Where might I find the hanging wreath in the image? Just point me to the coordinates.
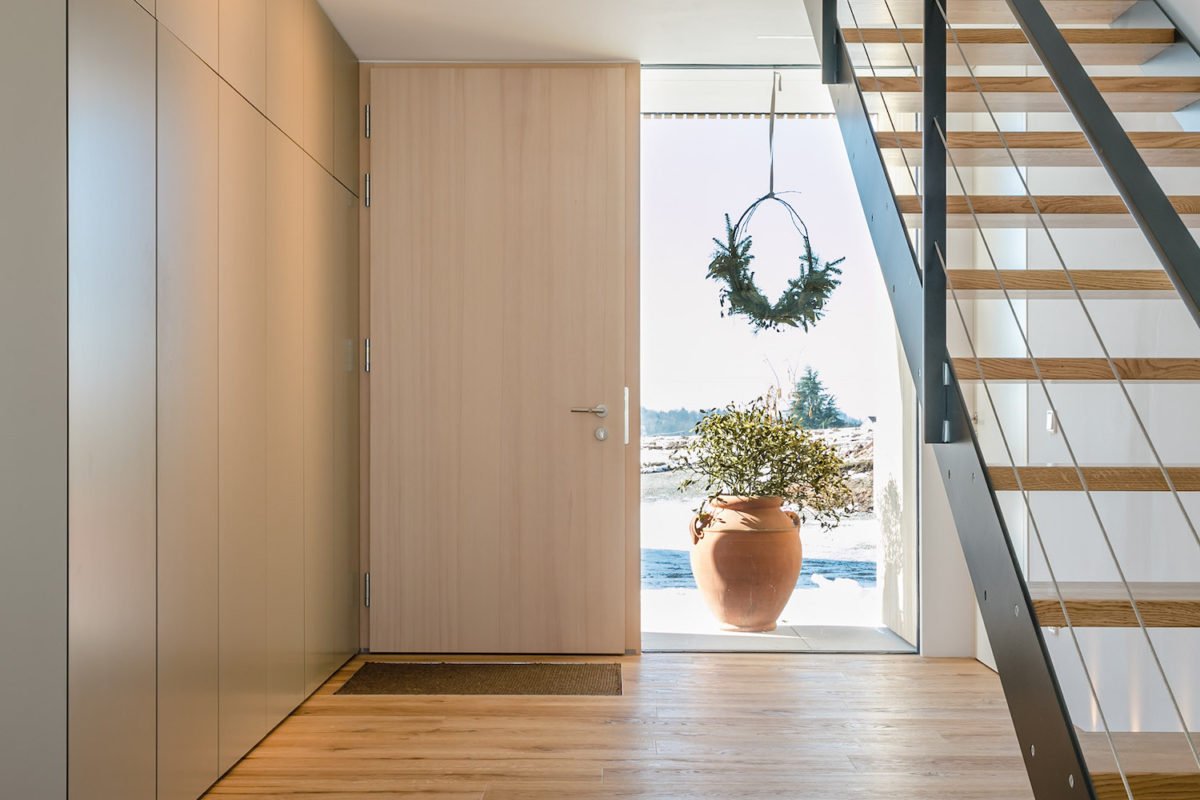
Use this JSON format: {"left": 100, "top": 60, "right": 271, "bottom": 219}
{"left": 704, "top": 72, "right": 845, "bottom": 333}
{"left": 707, "top": 199, "right": 845, "bottom": 333}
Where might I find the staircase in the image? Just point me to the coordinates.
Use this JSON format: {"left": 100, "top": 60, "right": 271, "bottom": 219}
{"left": 803, "top": 0, "right": 1200, "bottom": 798}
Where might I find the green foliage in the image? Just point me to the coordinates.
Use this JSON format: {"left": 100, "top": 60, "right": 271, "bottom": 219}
{"left": 674, "top": 392, "right": 853, "bottom": 529}
{"left": 706, "top": 213, "right": 844, "bottom": 333}
{"left": 789, "top": 367, "right": 859, "bottom": 429}
{"left": 642, "top": 407, "right": 706, "bottom": 436}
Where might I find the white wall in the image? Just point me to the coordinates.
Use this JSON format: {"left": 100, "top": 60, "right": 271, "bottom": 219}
{"left": 1150, "top": 1, "right": 1200, "bottom": 55}
{"left": 0, "top": 1, "right": 67, "bottom": 796}
{"left": 919, "top": 444, "right": 980, "bottom": 656}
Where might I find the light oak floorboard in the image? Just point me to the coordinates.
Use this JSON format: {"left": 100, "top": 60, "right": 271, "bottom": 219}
{"left": 205, "top": 654, "right": 1035, "bottom": 798}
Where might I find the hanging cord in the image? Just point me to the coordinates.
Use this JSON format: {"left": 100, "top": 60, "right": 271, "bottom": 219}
{"left": 732, "top": 71, "right": 808, "bottom": 240}
{"left": 768, "top": 71, "right": 781, "bottom": 197}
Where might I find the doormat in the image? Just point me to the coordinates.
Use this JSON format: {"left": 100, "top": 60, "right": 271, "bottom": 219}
{"left": 335, "top": 661, "right": 622, "bottom": 696}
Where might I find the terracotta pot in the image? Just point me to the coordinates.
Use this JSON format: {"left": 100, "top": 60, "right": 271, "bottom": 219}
{"left": 689, "top": 496, "right": 802, "bottom": 632}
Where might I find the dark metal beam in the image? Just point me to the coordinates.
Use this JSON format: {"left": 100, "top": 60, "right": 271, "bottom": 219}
{"left": 820, "top": 0, "right": 841, "bottom": 84}
{"left": 923, "top": 0, "right": 948, "bottom": 444}
{"left": 1005, "top": 0, "right": 1200, "bottom": 327}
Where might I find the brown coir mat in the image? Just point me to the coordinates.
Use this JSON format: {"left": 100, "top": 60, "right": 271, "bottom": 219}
{"left": 335, "top": 661, "right": 622, "bottom": 696}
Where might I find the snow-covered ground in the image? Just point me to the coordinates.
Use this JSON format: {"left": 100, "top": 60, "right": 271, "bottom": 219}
{"left": 643, "top": 581, "right": 882, "bottom": 632}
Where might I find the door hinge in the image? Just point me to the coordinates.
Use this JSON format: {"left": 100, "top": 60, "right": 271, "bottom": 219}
{"left": 364, "top": 103, "right": 371, "bottom": 139}
{"left": 364, "top": 173, "right": 371, "bottom": 208}
{"left": 364, "top": 572, "right": 371, "bottom": 608}
{"left": 363, "top": 337, "right": 371, "bottom": 373}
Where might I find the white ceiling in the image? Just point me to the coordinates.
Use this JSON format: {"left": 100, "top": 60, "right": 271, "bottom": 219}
{"left": 318, "top": 0, "right": 818, "bottom": 64}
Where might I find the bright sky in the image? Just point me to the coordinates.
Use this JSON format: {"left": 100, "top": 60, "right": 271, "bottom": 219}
{"left": 641, "top": 116, "right": 891, "bottom": 422}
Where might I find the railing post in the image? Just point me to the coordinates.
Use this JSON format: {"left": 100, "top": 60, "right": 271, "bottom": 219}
{"left": 820, "top": 0, "right": 841, "bottom": 85}
{"left": 922, "top": 0, "right": 948, "bottom": 443}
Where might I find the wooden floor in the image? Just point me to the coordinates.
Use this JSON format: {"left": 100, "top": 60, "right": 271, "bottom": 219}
{"left": 205, "top": 653, "right": 1034, "bottom": 799}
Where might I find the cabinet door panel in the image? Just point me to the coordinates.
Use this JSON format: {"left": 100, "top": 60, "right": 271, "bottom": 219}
{"left": 67, "top": 0, "right": 157, "bottom": 795}
{"left": 218, "top": 83, "right": 269, "bottom": 773}
{"left": 157, "top": 25, "right": 220, "bottom": 800}
{"left": 266, "top": 126, "right": 307, "bottom": 722}
{"left": 332, "top": 33, "right": 359, "bottom": 192}
{"left": 266, "top": 0, "right": 304, "bottom": 140}
{"left": 157, "top": 0, "right": 217, "bottom": 69}
{"left": 301, "top": 0, "right": 334, "bottom": 170}
{"left": 333, "top": 179, "right": 361, "bottom": 661}
{"left": 220, "top": 0, "right": 267, "bottom": 112}
{"left": 305, "top": 160, "right": 358, "bottom": 690}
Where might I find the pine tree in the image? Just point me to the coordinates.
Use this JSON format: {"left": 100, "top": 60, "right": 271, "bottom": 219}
{"left": 788, "top": 367, "right": 856, "bottom": 429}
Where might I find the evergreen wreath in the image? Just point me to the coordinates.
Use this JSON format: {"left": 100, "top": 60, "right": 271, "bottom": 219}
{"left": 704, "top": 72, "right": 845, "bottom": 333}
{"left": 706, "top": 195, "right": 845, "bottom": 333}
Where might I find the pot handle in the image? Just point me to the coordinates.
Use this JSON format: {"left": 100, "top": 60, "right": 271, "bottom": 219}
{"left": 785, "top": 510, "right": 802, "bottom": 527}
{"left": 690, "top": 515, "right": 706, "bottom": 545}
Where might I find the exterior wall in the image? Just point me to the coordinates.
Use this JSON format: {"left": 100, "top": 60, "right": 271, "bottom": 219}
{"left": 0, "top": 1, "right": 68, "bottom": 797}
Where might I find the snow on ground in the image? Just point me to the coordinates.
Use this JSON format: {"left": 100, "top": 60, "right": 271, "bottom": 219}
{"left": 643, "top": 580, "right": 882, "bottom": 633}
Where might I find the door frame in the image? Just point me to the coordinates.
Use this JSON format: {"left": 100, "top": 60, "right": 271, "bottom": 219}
{"left": 356, "top": 62, "right": 642, "bottom": 654}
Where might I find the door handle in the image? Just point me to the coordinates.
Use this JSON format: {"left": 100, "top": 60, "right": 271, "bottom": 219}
{"left": 570, "top": 403, "right": 608, "bottom": 418}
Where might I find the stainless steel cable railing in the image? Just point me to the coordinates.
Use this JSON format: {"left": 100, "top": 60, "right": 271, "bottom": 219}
{"left": 843, "top": 2, "right": 922, "bottom": 196}
{"left": 929, "top": 0, "right": 1200, "bottom": 778}
{"left": 942, "top": 241, "right": 1134, "bottom": 797}
{"left": 815, "top": 0, "right": 1200, "bottom": 796}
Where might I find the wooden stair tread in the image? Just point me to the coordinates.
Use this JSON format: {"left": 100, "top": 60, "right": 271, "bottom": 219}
{"left": 989, "top": 466, "right": 1200, "bottom": 492}
{"left": 1027, "top": 582, "right": 1200, "bottom": 627}
{"left": 860, "top": 76, "right": 1200, "bottom": 113}
{"left": 844, "top": 0, "right": 1137, "bottom": 26}
{"left": 945, "top": 269, "right": 1176, "bottom": 296}
{"left": 844, "top": 27, "right": 1174, "bottom": 66}
{"left": 1080, "top": 732, "right": 1200, "bottom": 800}
{"left": 953, "top": 358, "right": 1200, "bottom": 382}
{"left": 878, "top": 132, "right": 1200, "bottom": 167}
{"left": 898, "top": 194, "right": 1200, "bottom": 228}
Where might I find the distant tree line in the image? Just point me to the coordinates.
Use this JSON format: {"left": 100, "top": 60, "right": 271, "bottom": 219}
{"left": 642, "top": 368, "right": 859, "bottom": 436}
{"left": 641, "top": 407, "right": 706, "bottom": 436}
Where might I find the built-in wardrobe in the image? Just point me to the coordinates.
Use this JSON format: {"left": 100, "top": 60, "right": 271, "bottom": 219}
{"left": 66, "top": 0, "right": 361, "bottom": 797}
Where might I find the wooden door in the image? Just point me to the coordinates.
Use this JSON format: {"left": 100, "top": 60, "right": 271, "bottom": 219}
{"left": 369, "top": 65, "right": 637, "bottom": 654}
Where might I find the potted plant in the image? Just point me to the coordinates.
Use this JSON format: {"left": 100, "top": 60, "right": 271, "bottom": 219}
{"left": 675, "top": 392, "right": 852, "bottom": 632}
